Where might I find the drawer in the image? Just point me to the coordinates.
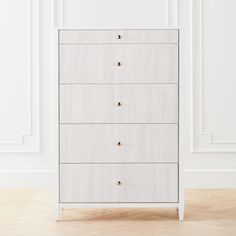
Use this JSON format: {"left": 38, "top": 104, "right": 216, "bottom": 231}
{"left": 59, "top": 29, "right": 178, "bottom": 44}
{"left": 60, "top": 84, "right": 178, "bottom": 123}
{"left": 60, "top": 44, "right": 178, "bottom": 84}
{"left": 60, "top": 124, "right": 178, "bottom": 163}
{"left": 60, "top": 164, "right": 178, "bottom": 203}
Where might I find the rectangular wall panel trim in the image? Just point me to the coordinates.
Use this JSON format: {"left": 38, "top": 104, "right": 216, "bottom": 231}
{"left": 0, "top": 0, "right": 40, "bottom": 153}
{"left": 192, "top": 0, "right": 236, "bottom": 152}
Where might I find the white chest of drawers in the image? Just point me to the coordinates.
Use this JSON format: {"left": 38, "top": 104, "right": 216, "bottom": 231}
{"left": 54, "top": 29, "right": 184, "bottom": 221}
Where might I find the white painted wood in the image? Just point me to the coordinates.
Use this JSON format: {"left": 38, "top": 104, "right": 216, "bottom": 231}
{"left": 168, "top": 0, "right": 178, "bottom": 27}
{"left": 56, "top": 28, "right": 182, "bottom": 220}
{"left": 60, "top": 84, "right": 178, "bottom": 123}
{"left": 53, "top": 0, "right": 64, "bottom": 27}
{"left": 53, "top": 28, "right": 60, "bottom": 221}
{"left": 58, "top": 202, "right": 179, "bottom": 208}
{"left": 60, "top": 124, "right": 178, "bottom": 163}
{"left": 178, "top": 206, "right": 184, "bottom": 221}
{"left": 60, "top": 44, "right": 178, "bottom": 84}
{"left": 59, "top": 29, "right": 178, "bottom": 44}
{"left": 178, "top": 14, "right": 185, "bottom": 219}
{"left": 60, "top": 164, "right": 178, "bottom": 203}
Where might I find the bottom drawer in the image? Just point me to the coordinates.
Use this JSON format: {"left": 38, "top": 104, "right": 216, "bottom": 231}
{"left": 60, "top": 164, "right": 178, "bottom": 203}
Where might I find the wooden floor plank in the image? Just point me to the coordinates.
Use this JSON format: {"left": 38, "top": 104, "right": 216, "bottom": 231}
{"left": 1, "top": 189, "right": 236, "bottom": 236}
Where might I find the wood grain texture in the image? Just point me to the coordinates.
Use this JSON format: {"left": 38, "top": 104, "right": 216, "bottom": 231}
{"left": 60, "top": 84, "right": 178, "bottom": 123}
{"left": 57, "top": 29, "right": 181, "bottom": 219}
{"left": 60, "top": 44, "right": 178, "bottom": 84}
{"left": 59, "top": 29, "right": 178, "bottom": 44}
{"left": 60, "top": 164, "right": 178, "bottom": 203}
{"left": 60, "top": 124, "right": 178, "bottom": 163}
{"left": 1, "top": 189, "right": 236, "bottom": 236}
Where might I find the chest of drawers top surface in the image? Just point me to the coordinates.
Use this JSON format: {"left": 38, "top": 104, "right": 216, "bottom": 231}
{"left": 59, "top": 29, "right": 178, "bottom": 44}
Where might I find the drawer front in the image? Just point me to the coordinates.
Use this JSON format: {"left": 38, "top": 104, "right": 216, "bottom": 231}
{"left": 60, "top": 164, "right": 178, "bottom": 203}
{"left": 60, "top": 124, "right": 178, "bottom": 163}
{"left": 60, "top": 84, "right": 178, "bottom": 123}
{"left": 59, "top": 29, "right": 178, "bottom": 44}
{"left": 60, "top": 44, "right": 178, "bottom": 84}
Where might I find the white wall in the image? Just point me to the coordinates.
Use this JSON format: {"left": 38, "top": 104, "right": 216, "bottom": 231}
{"left": 1, "top": 0, "right": 236, "bottom": 188}
{"left": 180, "top": 0, "right": 236, "bottom": 188}
{"left": 0, "top": 0, "right": 54, "bottom": 188}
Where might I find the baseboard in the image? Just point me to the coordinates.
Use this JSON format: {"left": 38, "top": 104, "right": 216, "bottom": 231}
{"left": 185, "top": 169, "right": 236, "bottom": 188}
{"left": 1, "top": 168, "right": 236, "bottom": 189}
{"left": 0, "top": 169, "right": 54, "bottom": 189}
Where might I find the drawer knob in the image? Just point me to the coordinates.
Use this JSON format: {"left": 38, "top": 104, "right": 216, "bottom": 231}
{"left": 117, "top": 181, "right": 122, "bottom": 185}
{"left": 117, "top": 34, "right": 121, "bottom": 39}
{"left": 117, "top": 141, "right": 122, "bottom": 146}
{"left": 116, "top": 62, "right": 121, "bottom": 66}
{"left": 117, "top": 101, "right": 122, "bottom": 106}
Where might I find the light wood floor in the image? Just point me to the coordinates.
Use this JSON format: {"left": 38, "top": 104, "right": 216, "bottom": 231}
{"left": 1, "top": 189, "right": 236, "bottom": 236}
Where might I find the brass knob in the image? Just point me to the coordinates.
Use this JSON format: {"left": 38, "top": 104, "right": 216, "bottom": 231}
{"left": 117, "top": 102, "right": 122, "bottom": 106}
{"left": 117, "top": 34, "right": 121, "bottom": 39}
{"left": 117, "top": 62, "right": 121, "bottom": 66}
{"left": 117, "top": 141, "right": 122, "bottom": 146}
{"left": 117, "top": 181, "right": 122, "bottom": 185}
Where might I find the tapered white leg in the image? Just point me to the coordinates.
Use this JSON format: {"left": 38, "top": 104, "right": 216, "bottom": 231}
{"left": 54, "top": 204, "right": 61, "bottom": 221}
{"left": 178, "top": 206, "right": 184, "bottom": 221}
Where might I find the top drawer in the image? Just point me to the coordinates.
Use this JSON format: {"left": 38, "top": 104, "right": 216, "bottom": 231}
{"left": 59, "top": 29, "right": 178, "bottom": 44}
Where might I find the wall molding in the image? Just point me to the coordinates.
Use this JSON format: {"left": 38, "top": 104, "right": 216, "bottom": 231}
{"left": 192, "top": 0, "right": 236, "bottom": 152}
{"left": 167, "top": 0, "right": 178, "bottom": 27}
{"left": 0, "top": 169, "right": 53, "bottom": 173}
{"left": 0, "top": 1, "right": 32, "bottom": 145}
{"left": 0, "top": 0, "right": 40, "bottom": 153}
{"left": 53, "top": 0, "right": 64, "bottom": 27}
{"left": 0, "top": 168, "right": 53, "bottom": 189}
{"left": 185, "top": 168, "right": 236, "bottom": 188}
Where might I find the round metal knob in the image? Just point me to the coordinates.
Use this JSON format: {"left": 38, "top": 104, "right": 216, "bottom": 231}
{"left": 117, "top": 62, "right": 121, "bottom": 66}
{"left": 117, "top": 102, "right": 122, "bottom": 106}
{"left": 117, "top": 141, "right": 122, "bottom": 146}
{"left": 117, "top": 181, "right": 122, "bottom": 185}
{"left": 117, "top": 34, "right": 121, "bottom": 39}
